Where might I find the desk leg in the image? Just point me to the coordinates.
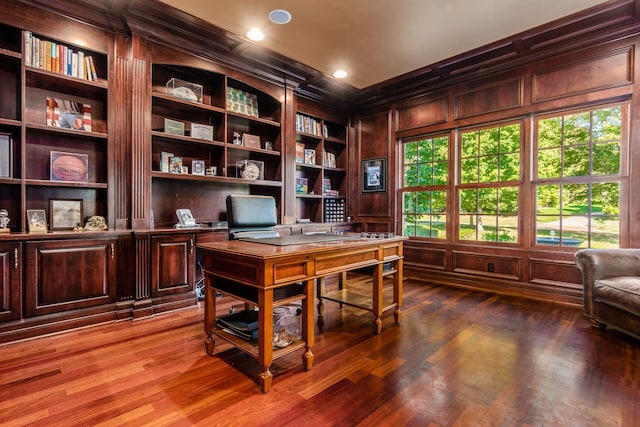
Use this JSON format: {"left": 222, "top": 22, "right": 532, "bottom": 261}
{"left": 394, "top": 259, "right": 403, "bottom": 324}
{"left": 258, "top": 288, "right": 274, "bottom": 394}
{"left": 204, "top": 273, "right": 217, "bottom": 356}
{"left": 302, "top": 278, "right": 315, "bottom": 371}
{"left": 316, "top": 277, "right": 325, "bottom": 316}
{"left": 372, "top": 263, "right": 383, "bottom": 335}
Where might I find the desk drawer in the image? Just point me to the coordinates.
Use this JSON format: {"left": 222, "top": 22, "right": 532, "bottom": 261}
{"left": 314, "top": 247, "right": 379, "bottom": 275}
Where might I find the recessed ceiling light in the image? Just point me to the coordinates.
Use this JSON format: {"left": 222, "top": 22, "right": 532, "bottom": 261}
{"left": 333, "top": 70, "right": 348, "bottom": 79}
{"left": 246, "top": 27, "right": 265, "bottom": 41}
{"left": 269, "top": 9, "right": 292, "bottom": 24}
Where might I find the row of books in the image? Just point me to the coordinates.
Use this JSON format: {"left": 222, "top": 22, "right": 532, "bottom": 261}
{"left": 296, "top": 177, "right": 340, "bottom": 196}
{"left": 295, "top": 144, "right": 338, "bottom": 168}
{"left": 295, "top": 113, "right": 328, "bottom": 138}
{"left": 24, "top": 31, "right": 98, "bottom": 81}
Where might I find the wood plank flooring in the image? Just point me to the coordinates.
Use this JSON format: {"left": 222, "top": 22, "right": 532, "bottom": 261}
{"left": 0, "top": 277, "right": 639, "bottom": 426}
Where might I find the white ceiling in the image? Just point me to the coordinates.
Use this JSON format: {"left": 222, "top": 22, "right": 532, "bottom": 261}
{"left": 158, "top": 0, "right": 610, "bottom": 89}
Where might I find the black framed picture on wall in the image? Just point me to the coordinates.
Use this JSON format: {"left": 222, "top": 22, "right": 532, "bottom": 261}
{"left": 362, "top": 157, "right": 386, "bottom": 193}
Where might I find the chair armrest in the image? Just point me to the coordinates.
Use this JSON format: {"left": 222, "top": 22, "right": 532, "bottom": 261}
{"left": 575, "top": 249, "right": 640, "bottom": 315}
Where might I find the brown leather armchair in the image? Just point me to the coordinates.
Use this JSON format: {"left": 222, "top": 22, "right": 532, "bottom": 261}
{"left": 574, "top": 249, "right": 640, "bottom": 340}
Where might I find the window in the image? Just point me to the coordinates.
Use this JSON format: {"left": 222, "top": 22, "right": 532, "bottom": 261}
{"left": 458, "top": 122, "right": 521, "bottom": 243}
{"left": 534, "top": 105, "right": 623, "bottom": 248}
{"left": 401, "top": 135, "right": 448, "bottom": 238}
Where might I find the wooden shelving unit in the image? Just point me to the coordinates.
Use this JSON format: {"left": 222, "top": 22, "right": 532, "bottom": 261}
{"left": 149, "top": 64, "right": 283, "bottom": 228}
{"left": 294, "top": 111, "right": 348, "bottom": 223}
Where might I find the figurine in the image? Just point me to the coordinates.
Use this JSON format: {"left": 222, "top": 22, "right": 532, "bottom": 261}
{"left": 84, "top": 215, "right": 108, "bottom": 231}
{"left": 0, "top": 209, "right": 9, "bottom": 233}
{"left": 264, "top": 141, "right": 273, "bottom": 151}
{"left": 232, "top": 131, "right": 242, "bottom": 145}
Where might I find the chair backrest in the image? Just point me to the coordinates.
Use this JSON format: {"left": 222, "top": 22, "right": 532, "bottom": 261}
{"left": 226, "top": 194, "right": 279, "bottom": 240}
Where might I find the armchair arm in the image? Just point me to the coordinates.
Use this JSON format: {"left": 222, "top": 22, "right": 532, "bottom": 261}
{"left": 575, "top": 249, "right": 640, "bottom": 315}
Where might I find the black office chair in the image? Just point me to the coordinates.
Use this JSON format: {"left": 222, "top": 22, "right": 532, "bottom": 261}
{"left": 226, "top": 194, "right": 280, "bottom": 240}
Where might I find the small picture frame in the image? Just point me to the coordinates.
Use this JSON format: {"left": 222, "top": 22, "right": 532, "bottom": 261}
{"left": 192, "top": 160, "right": 205, "bottom": 175}
{"left": 362, "top": 157, "right": 387, "bottom": 193}
{"left": 164, "top": 118, "right": 185, "bottom": 136}
{"left": 27, "top": 209, "right": 47, "bottom": 234}
{"left": 50, "top": 199, "right": 83, "bottom": 231}
{"left": 191, "top": 123, "right": 213, "bottom": 141}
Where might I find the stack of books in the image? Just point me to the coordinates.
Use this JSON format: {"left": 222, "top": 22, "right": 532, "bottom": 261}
{"left": 216, "top": 310, "right": 259, "bottom": 341}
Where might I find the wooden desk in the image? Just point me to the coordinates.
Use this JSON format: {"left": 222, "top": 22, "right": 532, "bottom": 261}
{"left": 198, "top": 234, "right": 406, "bottom": 393}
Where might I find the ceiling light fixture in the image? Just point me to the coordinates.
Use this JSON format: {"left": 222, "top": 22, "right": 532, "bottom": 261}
{"left": 333, "top": 70, "right": 348, "bottom": 79}
{"left": 246, "top": 27, "right": 265, "bottom": 41}
{"left": 269, "top": 9, "right": 292, "bottom": 25}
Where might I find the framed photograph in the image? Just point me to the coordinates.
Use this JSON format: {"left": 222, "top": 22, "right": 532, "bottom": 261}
{"left": 50, "top": 199, "right": 83, "bottom": 231}
{"left": 46, "top": 97, "right": 92, "bottom": 132}
{"left": 26, "top": 209, "right": 47, "bottom": 234}
{"left": 192, "top": 160, "right": 205, "bottom": 175}
{"left": 191, "top": 123, "right": 213, "bottom": 141}
{"left": 362, "top": 157, "right": 386, "bottom": 193}
{"left": 164, "top": 118, "right": 185, "bottom": 136}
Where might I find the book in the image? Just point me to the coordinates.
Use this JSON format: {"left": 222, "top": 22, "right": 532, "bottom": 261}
{"left": 322, "top": 178, "right": 331, "bottom": 194}
{"left": 304, "top": 149, "right": 316, "bottom": 165}
{"left": 0, "top": 133, "right": 12, "bottom": 178}
{"left": 296, "top": 177, "right": 308, "bottom": 194}
{"left": 216, "top": 310, "right": 259, "bottom": 332}
{"left": 160, "top": 152, "right": 173, "bottom": 172}
{"left": 24, "top": 31, "right": 32, "bottom": 67}
{"left": 295, "top": 142, "right": 305, "bottom": 163}
{"left": 87, "top": 55, "right": 98, "bottom": 80}
{"left": 46, "top": 97, "right": 92, "bottom": 132}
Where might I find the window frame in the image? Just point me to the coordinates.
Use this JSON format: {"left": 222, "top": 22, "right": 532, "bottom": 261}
{"left": 455, "top": 119, "right": 524, "bottom": 246}
{"left": 531, "top": 101, "right": 629, "bottom": 249}
{"left": 399, "top": 132, "right": 452, "bottom": 240}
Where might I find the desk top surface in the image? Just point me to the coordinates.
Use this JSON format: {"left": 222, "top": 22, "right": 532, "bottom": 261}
{"left": 197, "top": 233, "right": 407, "bottom": 258}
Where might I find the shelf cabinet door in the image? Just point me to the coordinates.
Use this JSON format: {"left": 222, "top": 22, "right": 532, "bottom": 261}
{"left": 25, "top": 238, "right": 117, "bottom": 317}
{"left": 0, "top": 242, "right": 21, "bottom": 322}
{"left": 151, "top": 233, "right": 195, "bottom": 298}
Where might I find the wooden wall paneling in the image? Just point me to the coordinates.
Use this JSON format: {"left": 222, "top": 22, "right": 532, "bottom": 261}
{"left": 356, "top": 109, "right": 393, "bottom": 231}
{"left": 283, "top": 86, "right": 296, "bottom": 222}
{"left": 133, "top": 231, "right": 153, "bottom": 319}
{"left": 404, "top": 241, "right": 446, "bottom": 270}
{"left": 532, "top": 46, "right": 633, "bottom": 103}
{"left": 396, "top": 96, "right": 448, "bottom": 131}
{"left": 452, "top": 250, "right": 520, "bottom": 280}
{"left": 131, "top": 35, "right": 150, "bottom": 230}
{"left": 454, "top": 78, "right": 523, "bottom": 120}
{"left": 628, "top": 37, "right": 640, "bottom": 247}
{"left": 528, "top": 256, "right": 583, "bottom": 287}
{"left": 112, "top": 34, "right": 132, "bottom": 230}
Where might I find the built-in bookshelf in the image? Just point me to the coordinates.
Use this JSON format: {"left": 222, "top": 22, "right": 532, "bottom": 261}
{"left": 149, "top": 64, "right": 283, "bottom": 228}
{"left": 0, "top": 22, "right": 109, "bottom": 233}
{"left": 295, "top": 111, "right": 347, "bottom": 223}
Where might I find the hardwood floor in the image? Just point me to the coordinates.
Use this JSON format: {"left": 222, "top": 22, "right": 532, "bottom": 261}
{"left": 1, "top": 277, "right": 638, "bottom": 427}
